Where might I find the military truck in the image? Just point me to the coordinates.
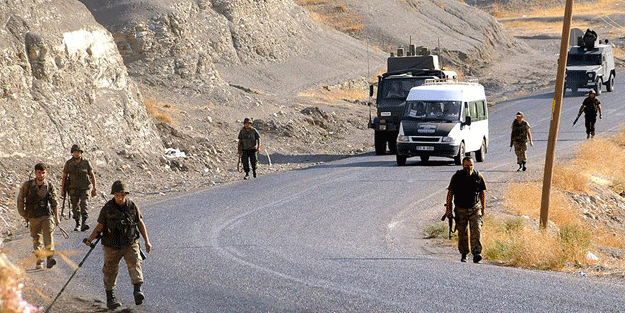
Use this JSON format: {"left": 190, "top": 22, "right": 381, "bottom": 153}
{"left": 565, "top": 29, "right": 615, "bottom": 95}
{"left": 369, "top": 46, "right": 457, "bottom": 155}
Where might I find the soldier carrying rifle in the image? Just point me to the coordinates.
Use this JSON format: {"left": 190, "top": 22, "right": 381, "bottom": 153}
{"left": 84, "top": 180, "right": 152, "bottom": 309}
{"left": 61, "top": 144, "right": 97, "bottom": 231}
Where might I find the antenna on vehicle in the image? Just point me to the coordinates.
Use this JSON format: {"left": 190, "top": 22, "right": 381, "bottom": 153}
{"left": 438, "top": 38, "right": 444, "bottom": 70}
{"left": 366, "top": 37, "right": 372, "bottom": 125}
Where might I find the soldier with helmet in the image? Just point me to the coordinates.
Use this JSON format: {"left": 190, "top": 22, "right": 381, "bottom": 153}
{"left": 61, "top": 144, "right": 97, "bottom": 231}
{"left": 576, "top": 89, "right": 603, "bottom": 139}
{"left": 84, "top": 180, "right": 152, "bottom": 309}
{"left": 237, "top": 118, "right": 261, "bottom": 180}
{"left": 17, "top": 162, "right": 60, "bottom": 269}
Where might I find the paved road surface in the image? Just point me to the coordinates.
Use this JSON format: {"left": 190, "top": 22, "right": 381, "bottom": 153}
{"left": 42, "top": 79, "right": 625, "bottom": 312}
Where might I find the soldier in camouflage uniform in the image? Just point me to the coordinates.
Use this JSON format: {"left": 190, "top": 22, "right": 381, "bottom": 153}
{"left": 17, "top": 163, "right": 60, "bottom": 269}
{"left": 445, "top": 156, "right": 487, "bottom": 263}
{"left": 576, "top": 89, "right": 602, "bottom": 139}
{"left": 237, "top": 118, "right": 261, "bottom": 180}
{"left": 84, "top": 180, "right": 152, "bottom": 309}
{"left": 61, "top": 144, "right": 97, "bottom": 231}
{"left": 510, "top": 111, "right": 534, "bottom": 171}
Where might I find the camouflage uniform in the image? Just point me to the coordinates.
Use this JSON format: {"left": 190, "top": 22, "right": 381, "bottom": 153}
{"left": 447, "top": 166, "right": 487, "bottom": 262}
{"left": 510, "top": 119, "right": 531, "bottom": 165}
{"left": 62, "top": 145, "right": 95, "bottom": 230}
{"left": 85, "top": 181, "right": 151, "bottom": 309}
{"left": 17, "top": 164, "right": 59, "bottom": 269}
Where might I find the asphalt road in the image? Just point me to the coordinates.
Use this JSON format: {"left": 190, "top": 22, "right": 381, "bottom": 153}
{"left": 47, "top": 78, "right": 625, "bottom": 312}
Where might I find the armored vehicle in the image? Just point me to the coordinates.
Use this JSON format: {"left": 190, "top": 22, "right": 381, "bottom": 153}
{"left": 565, "top": 29, "right": 615, "bottom": 95}
{"left": 369, "top": 46, "right": 457, "bottom": 155}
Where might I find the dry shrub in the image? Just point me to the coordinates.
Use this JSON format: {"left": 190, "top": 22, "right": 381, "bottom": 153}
{"left": 491, "top": 0, "right": 621, "bottom": 18}
{"left": 0, "top": 254, "right": 39, "bottom": 313}
{"left": 575, "top": 137, "right": 625, "bottom": 189}
{"left": 294, "top": 0, "right": 363, "bottom": 35}
{"left": 504, "top": 181, "right": 579, "bottom": 226}
{"left": 552, "top": 163, "right": 589, "bottom": 193}
{"left": 483, "top": 217, "right": 591, "bottom": 269}
{"left": 143, "top": 97, "right": 175, "bottom": 125}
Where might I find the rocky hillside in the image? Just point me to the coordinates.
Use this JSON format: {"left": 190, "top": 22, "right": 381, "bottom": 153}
{"left": 0, "top": 0, "right": 163, "bottom": 235}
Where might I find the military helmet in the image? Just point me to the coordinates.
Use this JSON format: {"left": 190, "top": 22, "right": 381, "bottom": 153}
{"left": 110, "top": 180, "right": 129, "bottom": 195}
{"left": 516, "top": 111, "right": 524, "bottom": 117}
{"left": 71, "top": 144, "right": 83, "bottom": 153}
{"left": 243, "top": 117, "right": 252, "bottom": 124}
{"left": 589, "top": 89, "right": 596, "bottom": 95}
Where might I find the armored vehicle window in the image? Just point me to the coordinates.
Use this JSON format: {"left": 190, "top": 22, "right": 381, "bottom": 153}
{"left": 405, "top": 101, "right": 461, "bottom": 121}
{"left": 380, "top": 78, "right": 428, "bottom": 101}
{"left": 567, "top": 53, "right": 601, "bottom": 66}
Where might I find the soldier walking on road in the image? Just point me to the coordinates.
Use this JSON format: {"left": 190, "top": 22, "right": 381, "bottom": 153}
{"left": 17, "top": 163, "right": 60, "bottom": 269}
{"left": 576, "top": 89, "right": 602, "bottom": 139}
{"left": 84, "top": 181, "right": 152, "bottom": 309}
{"left": 510, "top": 111, "right": 534, "bottom": 171}
{"left": 61, "top": 144, "right": 97, "bottom": 231}
{"left": 238, "top": 118, "right": 261, "bottom": 180}
{"left": 444, "top": 156, "right": 487, "bottom": 263}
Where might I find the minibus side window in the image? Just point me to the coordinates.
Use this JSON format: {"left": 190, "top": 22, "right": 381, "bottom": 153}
{"left": 463, "top": 102, "right": 469, "bottom": 122}
{"left": 469, "top": 101, "right": 478, "bottom": 121}
{"left": 476, "top": 100, "right": 486, "bottom": 121}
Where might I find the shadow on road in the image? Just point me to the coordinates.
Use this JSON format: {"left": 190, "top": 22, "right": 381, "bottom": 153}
{"left": 262, "top": 152, "right": 374, "bottom": 165}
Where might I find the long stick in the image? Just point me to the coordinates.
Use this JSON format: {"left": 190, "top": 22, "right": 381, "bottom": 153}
{"left": 44, "top": 237, "right": 100, "bottom": 313}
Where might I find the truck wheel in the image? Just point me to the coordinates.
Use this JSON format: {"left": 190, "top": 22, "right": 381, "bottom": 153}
{"left": 595, "top": 80, "right": 602, "bottom": 95}
{"left": 420, "top": 155, "right": 429, "bottom": 163}
{"left": 374, "top": 132, "right": 386, "bottom": 155}
{"left": 388, "top": 135, "right": 397, "bottom": 154}
{"left": 607, "top": 74, "right": 614, "bottom": 92}
{"left": 454, "top": 142, "right": 465, "bottom": 165}
{"left": 475, "top": 139, "right": 486, "bottom": 162}
{"left": 396, "top": 155, "right": 407, "bottom": 166}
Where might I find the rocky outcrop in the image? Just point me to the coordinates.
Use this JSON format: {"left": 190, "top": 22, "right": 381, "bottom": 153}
{"left": 0, "top": 0, "right": 162, "bottom": 162}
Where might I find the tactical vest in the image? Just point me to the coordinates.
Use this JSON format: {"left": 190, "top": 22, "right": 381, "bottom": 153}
{"left": 66, "top": 158, "right": 91, "bottom": 190}
{"left": 450, "top": 170, "right": 484, "bottom": 208}
{"left": 511, "top": 120, "right": 529, "bottom": 142}
{"left": 239, "top": 128, "right": 259, "bottom": 150}
{"left": 583, "top": 98, "right": 599, "bottom": 116}
{"left": 24, "top": 180, "right": 53, "bottom": 218}
{"left": 101, "top": 199, "right": 140, "bottom": 248}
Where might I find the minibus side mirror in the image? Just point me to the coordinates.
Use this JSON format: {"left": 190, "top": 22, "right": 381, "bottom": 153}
{"left": 464, "top": 116, "right": 472, "bottom": 126}
{"left": 369, "top": 85, "right": 374, "bottom": 98}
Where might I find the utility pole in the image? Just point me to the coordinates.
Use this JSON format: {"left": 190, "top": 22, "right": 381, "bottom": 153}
{"left": 540, "top": 0, "right": 574, "bottom": 229}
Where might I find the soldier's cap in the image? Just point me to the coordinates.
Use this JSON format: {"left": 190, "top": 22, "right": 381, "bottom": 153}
{"left": 516, "top": 111, "right": 524, "bottom": 117}
{"left": 71, "top": 144, "right": 83, "bottom": 153}
{"left": 111, "top": 180, "right": 129, "bottom": 195}
{"left": 243, "top": 117, "right": 252, "bottom": 124}
{"left": 589, "top": 89, "right": 596, "bottom": 94}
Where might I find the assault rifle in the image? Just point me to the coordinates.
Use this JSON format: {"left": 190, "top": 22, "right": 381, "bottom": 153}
{"left": 61, "top": 175, "right": 70, "bottom": 219}
{"left": 441, "top": 204, "right": 456, "bottom": 239}
{"left": 573, "top": 114, "right": 580, "bottom": 126}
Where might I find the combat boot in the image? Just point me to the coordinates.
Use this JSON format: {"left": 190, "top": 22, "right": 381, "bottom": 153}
{"left": 81, "top": 216, "right": 90, "bottom": 232}
{"left": 252, "top": 168, "right": 257, "bottom": 178}
{"left": 106, "top": 289, "right": 122, "bottom": 309}
{"left": 522, "top": 162, "right": 527, "bottom": 172}
{"left": 133, "top": 283, "right": 145, "bottom": 305}
{"left": 461, "top": 253, "right": 467, "bottom": 262}
{"left": 74, "top": 219, "right": 80, "bottom": 231}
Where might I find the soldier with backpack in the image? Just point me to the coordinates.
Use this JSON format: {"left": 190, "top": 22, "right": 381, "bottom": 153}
{"left": 61, "top": 144, "right": 97, "bottom": 231}
{"left": 510, "top": 111, "right": 534, "bottom": 171}
{"left": 16, "top": 163, "right": 60, "bottom": 269}
{"left": 576, "top": 89, "right": 602, "bottom": 138}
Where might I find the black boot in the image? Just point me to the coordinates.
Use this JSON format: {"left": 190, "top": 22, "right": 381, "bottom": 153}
{"left": 81, "top": 216, "right": 90, "bottom": 231}
{"left": 74, "top": 219, "right": 80, "bottom": 231}
{"left": 522, "top": 162, "right": 527, "bottom": 171}
{"left": 252, "top": 168, "right": 257, "bottom": 178}
{"left": 106, "top": 289, "right": 122, "bottom": 309}
{"left": 133, "top": 283, "right": 145, "bottom": 305}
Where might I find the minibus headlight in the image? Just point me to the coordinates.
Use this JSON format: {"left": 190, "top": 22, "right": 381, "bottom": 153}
{"left": 442, "top": 136, "right": 454, "bottom": 143}
{"left": 397, "top": 135, "right": 410, "bottom": 142}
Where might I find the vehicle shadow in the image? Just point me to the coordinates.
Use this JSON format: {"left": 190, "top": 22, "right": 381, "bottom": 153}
{"left": 263, "top": 152, "right": 375, "bottom": 165}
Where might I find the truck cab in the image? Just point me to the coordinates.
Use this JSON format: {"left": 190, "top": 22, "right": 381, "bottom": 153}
{"left": 369, "top": 47, "right": 457, "bottom": 155}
